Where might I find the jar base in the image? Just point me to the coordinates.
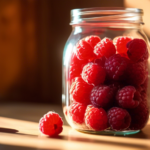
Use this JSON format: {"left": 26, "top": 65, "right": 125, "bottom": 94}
{"left": 77, "top": 129, "right": 140, "bottom": 136}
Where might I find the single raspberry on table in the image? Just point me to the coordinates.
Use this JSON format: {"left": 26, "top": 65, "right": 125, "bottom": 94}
{"left": 127, "top": 39, "right": 148, "bottom": 62}
{"left": 39, "top": 111, "right": 63, "bottom": 136}
{"left": 68, "top": 102, "right": 87, "bottom": 124}
{"left": 113, "top": 36, "right": 132, "bottom": 55}
{"left": 75, "top": 39, "right": 94, "bottom": 60}
{"left": 116, "top": 86, "right": 140, "bottom": 109}
{"left": 85, "top": 105, "right": 108, "bottom": 131}
{"left": 94, "top": 38, "right": 116, "bottom": 58}
{"left": 107, "top": 107, "right": 131, "bottom": 131}
{"left": 129, "top": 100, "right": 149, "bottom": 130}
{"left": 70, "top": 77, "right": 93, "bottom": 104}
{"left": 85, "top": 35, "right": 101, "bottom": 48}
{"left": 82, "top": 63, "right": 106, "bottom": 86}
{"left": 105, "top": 54, "right": 129, "bottom": 81}
{"left": 90, "top": 85, "right": 114, "bottom": 109}
{"left": 126, "top": 61, "right": 147, "bottom": 86}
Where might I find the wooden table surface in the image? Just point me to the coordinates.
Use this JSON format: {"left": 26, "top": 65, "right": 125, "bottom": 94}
{"left": 0, "top": 103, "right": 150, "bottom": 150}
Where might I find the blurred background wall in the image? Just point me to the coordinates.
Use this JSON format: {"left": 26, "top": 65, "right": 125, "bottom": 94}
{"left": 0, "top": 0, "right": 149, "bottom": 105}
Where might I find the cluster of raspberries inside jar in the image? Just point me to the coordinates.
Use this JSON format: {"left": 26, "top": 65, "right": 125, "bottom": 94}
{"left": 67, "top": 35, "right": 149, "bottom": 131}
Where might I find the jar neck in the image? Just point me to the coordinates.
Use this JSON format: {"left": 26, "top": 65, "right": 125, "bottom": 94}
{"left": 72, "top": 23, "right": 142, "bottom": 28}
{"left": 72, "top": 23, "right": 142, "bottom": 35}
{"left": 70, "top": 8, "right": 143, "bottom": 26}
{"left": 72, "top": 24, "right": 143, "bottom": 35}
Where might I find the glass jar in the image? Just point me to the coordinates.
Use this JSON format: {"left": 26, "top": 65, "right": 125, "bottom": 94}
{"left": 62, "top": 7, "right": 150, "bottom": 135}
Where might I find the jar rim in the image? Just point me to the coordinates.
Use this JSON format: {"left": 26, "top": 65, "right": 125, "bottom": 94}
{"left": 70, "top": 7, "right": 143, "bottom": 25}
{"left": 71, "top": 7, "right": 143, "bottom": 16}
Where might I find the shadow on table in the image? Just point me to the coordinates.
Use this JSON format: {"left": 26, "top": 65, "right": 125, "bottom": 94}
{"left": 0, "top": 127, "right": 18, "bottom": 133}
{"left": 0, "top": 144, "right": 58, "bottom": 150}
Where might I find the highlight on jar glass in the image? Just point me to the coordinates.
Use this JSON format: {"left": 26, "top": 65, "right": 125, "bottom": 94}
{"left": 62, "top": 7, "right": 150, "bottom": 135}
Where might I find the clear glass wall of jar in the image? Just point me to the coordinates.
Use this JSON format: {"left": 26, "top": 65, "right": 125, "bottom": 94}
{"left": 62, "top": 8, "right": 150, "bottom": 135}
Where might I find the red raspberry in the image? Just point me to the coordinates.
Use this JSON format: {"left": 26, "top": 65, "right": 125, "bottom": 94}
{"left": 70, "top": 77, "right": 93, "bottom": 104}
{"left": 69, "top": 52, "right": 88, "bottom": 81}
{"left": 85, "top": 105, "right": 108, "bottom": 131}
{"left": 69, "top": 64, "right": 82, "bottom": 81}
{"left": 90, "top": 85, "right": 114, "bottom": 109}
{"left": 140, "top": 91, "right": 147, "bottom": 101}
{"left": 127, "top": 39, "right": 148, "bottom": 62}
{"left": 70, "top": 52, "right": 88, "bottom": 65}
{"left": 108, "top": 107, "right": 131, "bottom": 131}
{"left": 107, "top": 81, "right": 125, "bottom": 107}
{"left": 116, "top": 86, "right": 140, "bottom": 109}
{"left": 126, "top": 62, "right": 147, "bottom": 85}
{"left": 94, "top": 38, "right": 116, "bottom": 58}
{"left": 85, "top": 35, "right": 101, "bottom": 48}
{"left": 135, "top": 85, "right": 143, "bottom": 93}
{"left": 119, "top": 53, "right": 129, "bottom": 59}
{"left": 140, "top": 50, "right": 149, "bottom": 62}
{"left": 113, "top": 36, "right": 132, "bottom": 54}
{"left": 69, "top": 102, "right": 87, "bottom": 124}
{"left": 75, "top": 39, "right": 94, "bottom": 60}
{"left": 141, "top": 77, "right": 148, "bottom": 92}
{"left": 134, "top": 89, "right": 142, "bottom": 103}
{"left": 94, "top": 56, "right": 106, "bottom": 67}
{"left": 82, "top": 63, "right": 106, "bottom": 86}
{"left": 105, "top": 54, "right": 129, "bottom": 80}
{"left": 129, "top": 100, "right": 149, "bottom": 130}
{"left": 143, "top": 60, "right": 149, "bottom": 71}
{"left": 39, "top": 111, "right": 63, "bottom": 136}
